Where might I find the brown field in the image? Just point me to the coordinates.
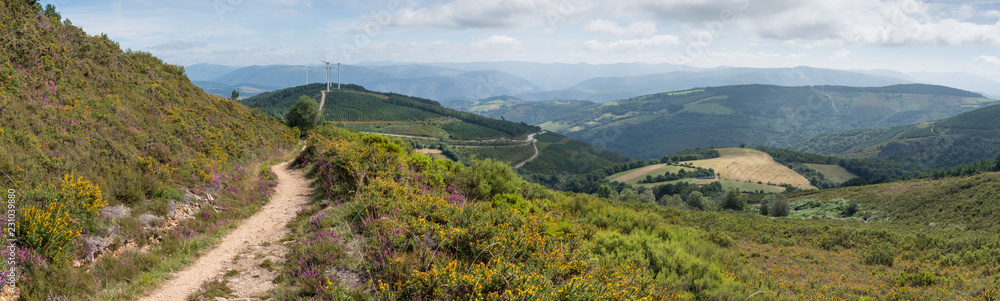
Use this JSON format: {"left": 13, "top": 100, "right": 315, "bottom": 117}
{"left": 608, "top": 163, "right": 668, "bottom": 183}
{"left": 608, "top": 148, "right": 814, "bottom": 190}
{"left": 685, "top": 148, "right": 815, "bottom": 189}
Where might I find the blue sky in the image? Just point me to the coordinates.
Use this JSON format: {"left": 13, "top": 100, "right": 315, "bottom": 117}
{"left": 51, "top": 0, "right": 1000, "bottom": 80}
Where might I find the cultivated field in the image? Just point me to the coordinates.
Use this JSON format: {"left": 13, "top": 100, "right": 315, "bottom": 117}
{"left": 803, "top": 163, "right": 858, "bottom": 184}
{"left": 687, "top": 148, "right": 816, "bottom": 189}
{"left": 608, "top": 148, "right": 815, "bottom": 191}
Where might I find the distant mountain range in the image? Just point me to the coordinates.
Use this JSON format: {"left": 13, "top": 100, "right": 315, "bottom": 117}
{"left": 188, "top": 62, "right": 1000, "bottom": 102}
{"left": 463, "top": 84, "right": 996, "bottom": 159}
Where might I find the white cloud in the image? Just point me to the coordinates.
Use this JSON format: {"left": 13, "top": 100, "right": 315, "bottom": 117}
{"left": 149, "top": 39, "right": 208, "bottom": 50}
{"left": 828, "top": 49, "right": 852, "bottom": 61}
{"left": 583, "top": 20, "right": 657, "bottom": 37}
{"left": 584, "top": 35, "right": 680, "bottom": 52}
{"left": 977, "top": 55, "right": 1000, "bottom": 65}
{"left": 390, "top": 0, "right": 553, "bottom": 29}
{"left": 472, "top": 35, "right": 521, "bottom": 48}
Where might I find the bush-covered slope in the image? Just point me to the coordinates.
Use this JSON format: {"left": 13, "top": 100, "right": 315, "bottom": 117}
{"left": 0, "top": 2, "right": 295, "bottom": 299}
{"left": 278, "top": 124, "right": 1000, "bottom": 300}
{"left": 792, "top": 104, "right": 1000, "bottom": 169}
{"left": 242, "top": 83, "right": 540, "bottom": 140}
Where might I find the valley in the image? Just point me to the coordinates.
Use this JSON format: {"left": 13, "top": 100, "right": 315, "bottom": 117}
{"left": 6, "top": 1, "right": 1000, "bottom": 300}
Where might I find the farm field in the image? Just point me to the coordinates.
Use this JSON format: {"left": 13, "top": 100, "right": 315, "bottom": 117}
{"left": 803, "top": 163, "right": 858, "bottom": 184}
{"left": 608, "top": 164, "right": 696, "bottom": 185}
{"left": 610, "top": 148, "right": 816, "bottom": 190}
{"left": 686, "top": 148, "right": 815, "bottom": 189}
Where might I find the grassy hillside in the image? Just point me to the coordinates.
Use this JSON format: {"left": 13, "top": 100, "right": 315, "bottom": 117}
{"left": 276, "top": 124, "right": 1000, "bottom": 300}
{"left": 242, "top": 83, "right": 540, "bottom": 140}
{"left": 474, "top": 84, "right": 997, "bottom": 159}
{"left": 1, "top": 2, "right": 296, "bottom": 299}
{"left": 793, "top": 104, "right": 1000, "bottom": 170}
{"left": 791, "top": 172, "right": 1000, "bottom": 231}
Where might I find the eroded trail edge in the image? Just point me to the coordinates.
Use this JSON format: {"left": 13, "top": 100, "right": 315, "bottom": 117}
{"left": 140, "top": 161, "right": 311, "bottom": 301}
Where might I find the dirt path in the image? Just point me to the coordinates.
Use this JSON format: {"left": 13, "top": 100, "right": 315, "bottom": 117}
{"left": 513, "top": 132, "right": 543, "bottom": 168}
{"left": 140, "top": 161, "right": 311, "bottom": 301}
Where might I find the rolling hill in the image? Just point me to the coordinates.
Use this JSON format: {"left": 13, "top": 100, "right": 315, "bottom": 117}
{"left": 242, "top": 84, "right": 628, "bottom": 178}
{"left": 516, "top": 66, "right": 911, "bottom": 102}
{"left": 194, "top": 64, "right": 544, "bottom": 101}
{"left": 792, "top": 103, "right": 1000, "bottom": 170}
{"left": 476, "top": 84, "right": 997, "bottom": 160}
{"left": 241, "top": 83, "right": 540, "bottom": 140}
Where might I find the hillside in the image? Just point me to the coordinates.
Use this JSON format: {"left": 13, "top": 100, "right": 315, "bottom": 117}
{"left": 792, "top": 104, "right": 1000, "bottom": 169}
{"left": 242, "top": 84, "right": 627, "bottom": 178}
{"left": 481, "top": 84, "right": 997, "bottom": 159}
{"left": 0, "top": 2, "right": 295, "bottom": 299}
{"left": 241, "top": 83, "right": 540, "bottom": 140}
{"left": 276, "top": 124, "right": 1000, "bottom": 300}
{"left": 791, "top": 171, "right": 1000, "bottom": 230}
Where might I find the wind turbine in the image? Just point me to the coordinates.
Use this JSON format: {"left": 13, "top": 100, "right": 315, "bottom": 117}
{"left": 303, "top": 65, "right": 309, "bottom": 85}
{"left": 321, "top": 53, "right": 333, "bottom": 92}
{"left": 337, "top": 61, "right": 341, "bottom": 90}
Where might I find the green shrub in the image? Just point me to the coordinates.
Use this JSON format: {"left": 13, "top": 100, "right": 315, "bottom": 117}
{"left": 862, "top": 243, "right": 895, "bottom": 267}
{"left": 492, "top": 193, "right": 537, "bottom": 215}
{"left": 458, "top": 158, "right": 523, "bottom": 200}
{"left": 706, "top": 230, "right": 733, "bottom": 248}
{"left": 895, "top": 269, "right": 949, "bottom": 287}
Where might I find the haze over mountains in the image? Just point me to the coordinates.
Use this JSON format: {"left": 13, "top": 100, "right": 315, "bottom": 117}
{"left": 189, "top": 62, "right": 1000, "bottom": 102}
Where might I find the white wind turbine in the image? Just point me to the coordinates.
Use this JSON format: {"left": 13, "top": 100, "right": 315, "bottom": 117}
{"left": 303, "top": 65, "right": 309, "bottom": 85}
{"left": 321, "top": 53, "right": 333, "bottom": 92}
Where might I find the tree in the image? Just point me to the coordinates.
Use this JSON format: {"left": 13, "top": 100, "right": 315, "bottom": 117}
{"left": 596, "top": 185, "right": 614, "bottom": 199}
{"left": 721, "top": 188, "right": 746, "bottom": 211}
{"left": 43, "top": 3, "right": 60, "bottom": 21}
{"left": 995, "top": 154, "right": 1000, "bottom": 172}
{"left": 230, "top": 89, "right": 240, "bottom": 101}
{"left": 759, "top": 195, "right": 771, "bottom": 216}
{"left": 844, "top": 200, "right": 860, "bottom": 217}
{"left": 768, "top": 195, "right": 790, "bottom": 217}
{"left": 687, "top": 191, "right": 705, "bottom": 211}
{"left": 285, "top": 95, "right": 320, "bottom": 133}
{"left": 740, "top": 143, "right": 745, "bottom": 149}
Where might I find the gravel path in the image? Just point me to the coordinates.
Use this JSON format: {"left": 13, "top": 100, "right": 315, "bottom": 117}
{"left": 139, "top": 161, "right": 310, "bottom": 301}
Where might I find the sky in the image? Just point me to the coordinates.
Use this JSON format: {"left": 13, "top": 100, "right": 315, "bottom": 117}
{"left": 51, "top": 0, "right": 1000, "bottom": 81}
